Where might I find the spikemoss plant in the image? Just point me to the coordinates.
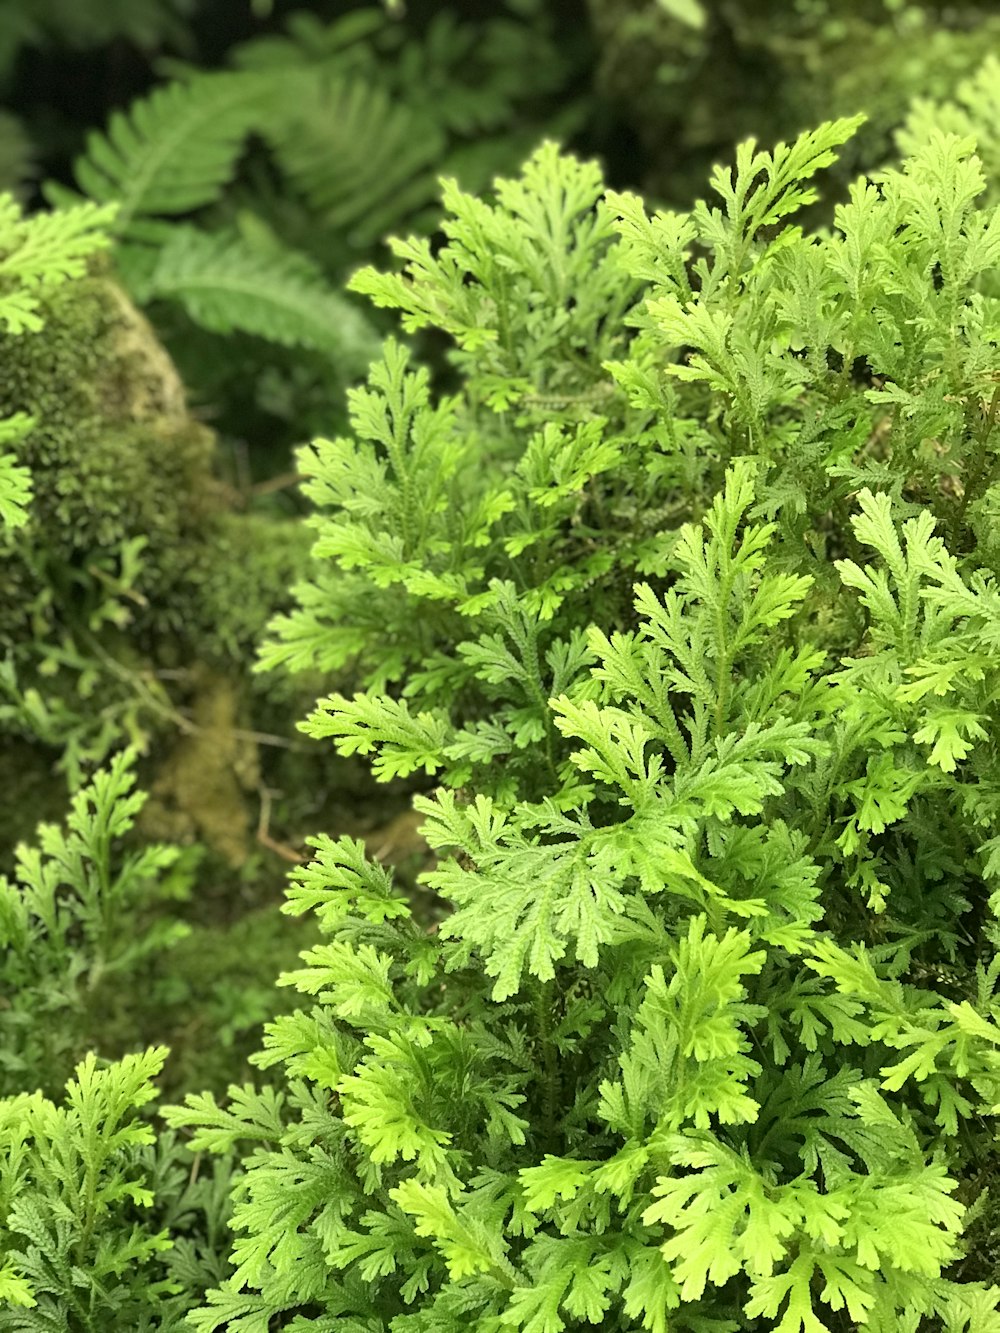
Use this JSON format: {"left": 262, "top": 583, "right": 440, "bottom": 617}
{"left": 149, "top": 123, "right": 1000, "bottom": 1330}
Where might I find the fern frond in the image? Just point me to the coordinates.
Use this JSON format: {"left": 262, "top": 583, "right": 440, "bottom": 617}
{"left": 0, "top": 412, "right": 33, "bottom": 528}
{"left": 0, "top": 193, "right": 114, "bottom": 333}
{"left": 265, "top": 75, "right": 445, "bottom": 247}
{"left": 145, "top": 225, "right": 379, "bottom": 365}
{"left": 69, "top": 71, "right": 273, "bottom": 231}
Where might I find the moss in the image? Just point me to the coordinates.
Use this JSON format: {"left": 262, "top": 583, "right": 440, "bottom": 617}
{"left": 0, "top": 266, "right": 228, "bottom": 640}
{"left": 0, "top": 262, "right": 394, "bottom": 965}
{"left": 587, "top": 0, "right": 1000, "bottom": 204}
{"left": 137, "top": 668, "right": 259, "bottom": 868}
{"left": 0, "top": 263, "right": 318, "bottom": 662}
{"left": 0, "top": 263, "right": 336, "bottom": 900}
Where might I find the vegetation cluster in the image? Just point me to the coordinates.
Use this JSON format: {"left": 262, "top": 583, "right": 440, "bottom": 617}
{"left": 5, "top": 2, "right": 1000, "bottom": 1330}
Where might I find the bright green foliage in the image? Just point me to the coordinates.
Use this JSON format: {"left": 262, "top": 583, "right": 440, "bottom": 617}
{"left": 0, "top": 1048, "right": 172, "bottom": 1324}
{"left": 831, "top": 488, "right": 1000, "bottom": 916}
{"left": 174, "top": 457, "right": 1000, "bottom": 1329}
{"left": 0, "top": 194, "right": 113, "bottom": 335}
{"left": 350, "top": 140, "right": 639, "bottom": 413}
{"left": 607, "top": 120, "right": 1000, "bottom": 591}
{"left": 0, "top": 750, "right": 194, "bottom": 1099}
{"left": 0, "top": 756, "right": 237, "bottom": 1327}
{"left": 0, "top": 1047, "right": 234, "bottom": 1331}
{"left": 270, "top": 120, "right": 1000, "bottom": 800}
{"left": 157, "top": 123, "right": 1000, "bottom": 1330}
{"left": 416, "top": 460, "right": 822, "bottom": 1001}
{"left": 262, "top": 144, "right": 671, "bottom": 800}
{"left": 0, "top": 414, "right": 31, "bottom": 530}
{"left": 9, "top": 46, "right": 1000, "bottom": 1333}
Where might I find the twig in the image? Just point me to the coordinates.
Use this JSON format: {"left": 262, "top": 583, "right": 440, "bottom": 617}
{"left": 252, "top": 471, "right": 302, "bottom": 497}
{"left": 256, "top": 783, "right": 306, "bottom": 863}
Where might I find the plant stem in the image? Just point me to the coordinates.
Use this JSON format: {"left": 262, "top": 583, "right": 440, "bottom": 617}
{"left": 534, "top": 977, "right": 561, "bottom": 1153}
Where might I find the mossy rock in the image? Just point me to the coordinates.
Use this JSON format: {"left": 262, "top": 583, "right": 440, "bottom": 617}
{"left": 0, "top": 263, "right": 327, "bottom": 871}
{"left": 0, "top": 263, "right": 227, "bottom": 644}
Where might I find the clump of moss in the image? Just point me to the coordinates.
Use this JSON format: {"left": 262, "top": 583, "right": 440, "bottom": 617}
{"left": 0, "top": 264, "right": 316, "bottom": 857}
{"left": 0, "top": 266, "right": 226, "bottom": 643}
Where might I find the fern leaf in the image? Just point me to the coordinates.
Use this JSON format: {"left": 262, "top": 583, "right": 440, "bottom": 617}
{"left": 145, "top": 224, "right": 379, "bottom": 365}
{"left": 0, "top": 193, "right": 114, "bottom": 333}
{"left": 163, "top": 1084, "right": 286, "bottom": 1155}
{"left": 0, "top": 414, "right": 32, "bottom": 527}
{"left": 265, "top": 76, "right": 445, "bottom": 247}
{"left": 302, "top": 692, "right": 451, "bottom": 780}
{"left": 70, "top": 71, "right": 272, "bottom": 230}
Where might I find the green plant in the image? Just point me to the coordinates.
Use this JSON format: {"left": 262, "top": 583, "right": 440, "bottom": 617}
{"left": 44, "top": 2, "right": 582, "bottom": 454}
{"left": 897, "top": 54, "right": 1000, "bottom": 204}
{"left": 0, "top": 750, "right": 195, "bottom": 1099}
{"left": 145, "top": 124, "right": 1000, "bottom": 1328}
{"left": 169, "top": 464, "right": 1000, "bottom": 1330}
{"left": 0, "top": 750, "right": 237, "bottom": 1330}
{"left": 260, "top": 141, "right": 661, "bottom": 801}
{"left": 0, "top": 1048, "right": 234, "bottom": 1330}
{"left": 9, "top": 18, "right": 1000, "bottom": 1325}
{"left": 263, "top": 117, "right": 1000, "bottom": 792}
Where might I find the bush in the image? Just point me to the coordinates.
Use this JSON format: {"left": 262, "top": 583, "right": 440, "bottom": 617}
{"left": 145, "top": 122, "right": 1000, "bottom": 1328}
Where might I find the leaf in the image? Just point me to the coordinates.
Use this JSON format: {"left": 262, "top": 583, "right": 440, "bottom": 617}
{"left": 519, "top": 1157, "right": 597, "bottom": 1212}
{"left": 913, "top": 708, "right": 987, "bottom": 772}
{"left": 0, "top": 1262, "right": 35, "bottom": 1307}
{"left": 145, "top": 224, "right": 378, "bottom": 366}
{"left": 601, "top": 919, "right": 766, "bottom": 1135}
{"left": 705, "top": 116, "right": 866, "bottom": 244}
{"left": 302, "top": 692, "right": 451, "bottom": 780}
{"left": 0, "top": 446, "right": 31, "bottom": 527}
{"left": 390, "top": 1181, "right": 497, "bottom": 1281}
{"left": 162, "top": 1084, "right": 286, "bottom": 1155}
{"left": 0, "top": 193, "right": 114, "bottom": 333}
{"left": 643, "top": 1140, "right": 797, "bottom": 1300}
{"left": 266, "top": 75, "right": 444, "bottom": 246}
{"left": 69, "top": 71, "right": 274, "bottom": 230}
{"left": 283, "top": 835, "right": 411, "bottom": 929}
